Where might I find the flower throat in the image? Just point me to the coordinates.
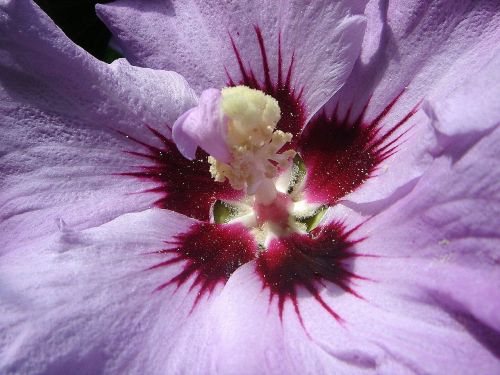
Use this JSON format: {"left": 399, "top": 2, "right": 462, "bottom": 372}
{"left": 209, "top": 86, "right": 325, "bottom": 243}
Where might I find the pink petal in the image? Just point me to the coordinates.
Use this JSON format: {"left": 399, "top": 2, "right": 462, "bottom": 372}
{"left": 327, "top": 0, "right": 500, "bottom": 207}
{"left": 151, "top": 221, "right": 257, "bottom": 305}
{"left": 97, "top": 0, "right": 367, "bottom": 120}
{"left": 355, "top": 124, "right": 500, "bottom": 332}
{"left": 255, "top": 221, "right": 361, "bottom": 321}
{"left": 0, "top": 209, "right": 264, "bottom": 374}
{"left": 172, "top": 88, "right": 231, "bottom": 162}
{"left": 0, "top": 210, "right": 218, "bottom": 374}
{"left": 424, "top": 48, "right": 500, "bottom": 143}
{"left": 0, "top": 1, "right": 197, "bottom": 250}
{"left": 210, "top": 259, "right": 499, "bottom": 374}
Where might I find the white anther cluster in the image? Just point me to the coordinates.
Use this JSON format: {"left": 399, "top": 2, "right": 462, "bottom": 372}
{"left": 209, "top": 86, "right": 295, "bottom": 194}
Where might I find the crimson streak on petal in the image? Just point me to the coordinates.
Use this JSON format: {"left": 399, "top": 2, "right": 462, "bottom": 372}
{"left": 256, "top": 221, "right": 365, "bottom": 324}
{"left": 151, "top": 222, "right": 257, "bottom": 306}
{"left": 226, "top": 26, "right": 306, "bottom": 141}
{"left": 298, "top": 95, "right": 419, "bottom": 204}
{"left": 119, "top": 126, "right": 242, "bottom": 221}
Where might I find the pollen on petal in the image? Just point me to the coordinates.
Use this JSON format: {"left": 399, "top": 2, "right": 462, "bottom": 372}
{"left": 152, "top": 222, "right": 258, "bottom": 307}
{"left": 119, "top": 127, "right": 242, "bottom": 221}
{"left": 256, "top": 221, "right": 364, "bottom": 322}
{"left": 298, "top": 95, "right": 418, "bottom": 204}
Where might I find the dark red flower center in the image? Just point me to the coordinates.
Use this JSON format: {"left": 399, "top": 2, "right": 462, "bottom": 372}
{"left": 120, "top": 27, "right": 417, "bottom": 323}
{"left": 119, "top": 126, "right": 242, "bottom": 221}
{"left": 150, "top": 222, "right": 256, "bottom": 308}
{"left": 257, "top": 221, "right": 366, "bottom": 325}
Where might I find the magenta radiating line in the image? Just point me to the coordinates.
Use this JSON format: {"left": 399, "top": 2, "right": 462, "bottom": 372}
{"left": 150, "top": 222, "right": 257, "bottom": 308}
{"left": 118, "top": 126, "right": 242, "bottom": 221}
{"left": 277, "top": 33, "right": 283, "bottom": 86}
{"left": 256, "top": 221, "right": 366, "bottom": 324}
{"left": 254, "top": 25, "right": 273, "bottom": 90}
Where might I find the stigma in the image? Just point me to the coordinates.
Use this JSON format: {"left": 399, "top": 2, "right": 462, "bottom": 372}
{"left": 170, "top": 85, "right": 326, "bottom": 242}
{"left": 209, "top": 86, "right": 295, "bottom": 203}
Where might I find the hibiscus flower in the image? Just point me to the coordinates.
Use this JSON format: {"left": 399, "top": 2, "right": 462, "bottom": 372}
{"left": 1, "top": 1, "right": 499, "bottom": 374}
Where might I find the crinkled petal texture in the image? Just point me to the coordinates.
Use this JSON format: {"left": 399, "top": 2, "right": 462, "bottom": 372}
{"left": 328, "top": 0, "right": 500, "bottom": 208}
{"left": 0, "top": 210, "right": 221, "bottom": 375}
{"left": 0, "top": 0, "right": 197, "bottom": 252}
{"left": 97, "top": 0, "right": 367, "bottom": 119}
